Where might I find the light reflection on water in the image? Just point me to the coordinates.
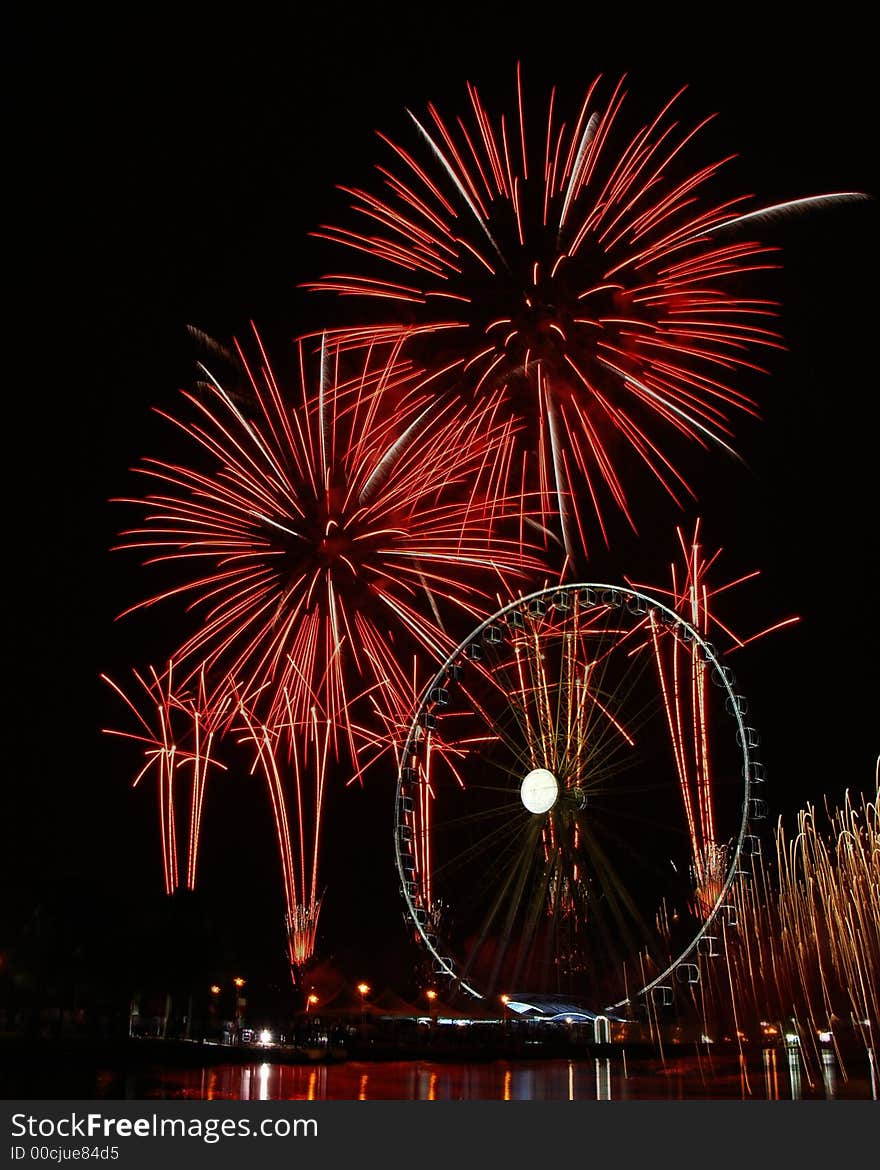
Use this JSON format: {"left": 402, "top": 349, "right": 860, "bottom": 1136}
{"left": 788, "top": 1047, "right": 802, "bottom": 1100}
{"left": 763, "top": 1047, "right": 779, "bottom": 1099}
{"left": 110, "top": 1048, "right": 872, "bottom": 1101}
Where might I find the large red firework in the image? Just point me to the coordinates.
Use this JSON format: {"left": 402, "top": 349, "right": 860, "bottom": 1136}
{"left": 115, "top": 330, "right": 544, "bottom": 767}
{"left": 112, "top": 331, "right": 546, "bottom": 974}
{"left": 306, "top": 70, "right": 786, "bottom": 560}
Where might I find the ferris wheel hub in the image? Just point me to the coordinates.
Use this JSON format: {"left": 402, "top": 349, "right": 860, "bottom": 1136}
{"left": 520, "top": 768, "right": 559, "bottom": 814}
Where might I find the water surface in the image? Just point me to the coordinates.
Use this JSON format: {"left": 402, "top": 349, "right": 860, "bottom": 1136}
{"left": 99, "top": 1049, "right": 873, "bottom": 1101}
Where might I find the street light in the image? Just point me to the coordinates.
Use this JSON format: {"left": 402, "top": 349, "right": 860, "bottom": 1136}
{"left": 209, "top": 981, "right": 246, "bottom": 1044}
{"left": 306, "top": 994, "right": 319, "bottom": 1012}
{"left": 425, "top": 988, "right": 438, "bottom": 1026}
{"left": 357, "top": 982, "right": 370, "bottom": 1028}
{"left": 231, "top": 978, "right": 247, "bottom": 1044}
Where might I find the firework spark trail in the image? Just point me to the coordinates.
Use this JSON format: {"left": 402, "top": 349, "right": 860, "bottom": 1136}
{"left": 183, "top": 668, "right": 234, "bottom": 890}
{"left": 629, "top": 520, "right": 799, "bottom": 898}
{"left": 302, "top": 72, "right": 810, "bottom": 559}
{"left": 115, "top": 328, "right": 546, "bottom": 768}
{"left": 235, "top": 689, "right": 336, "bottom": 974}
{"left": 102, "top": 663, "right": 228, "bottom": 894}
{"left": 708, "top": 192, "right": 869, "bottom": 234}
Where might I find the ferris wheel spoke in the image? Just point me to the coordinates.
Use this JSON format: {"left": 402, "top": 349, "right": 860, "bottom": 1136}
{"left": 574, "top": 819, "right": 662, "bottom": 958}
{"left": 431, "top": 805, "right": 536, "bottom": 889}
{"left": 508, "top": 856, "right": 561, "bottom": 990}
{"left": 462, "top": 818, "right": 544, "bottom": 991}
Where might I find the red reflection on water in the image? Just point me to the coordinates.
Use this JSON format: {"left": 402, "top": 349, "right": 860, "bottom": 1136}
{"left": 104, "top": 1052, "right": 871, "bottom": 1101}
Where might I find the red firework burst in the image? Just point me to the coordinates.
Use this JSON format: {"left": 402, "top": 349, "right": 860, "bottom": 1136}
{"left": 305, "top": 70, "right": 788, "bottom": 560}
{"left": 115, "top": 329, "right": 545, "bottom": 771}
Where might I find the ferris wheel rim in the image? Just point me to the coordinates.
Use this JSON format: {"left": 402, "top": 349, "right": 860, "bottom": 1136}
{"left": 394, "top": 581, "right": 758, "bottom": 1012}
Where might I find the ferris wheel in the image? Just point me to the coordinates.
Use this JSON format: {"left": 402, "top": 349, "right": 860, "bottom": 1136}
{"left": 394, "top": 583, "right": 766, "bottom": 1012}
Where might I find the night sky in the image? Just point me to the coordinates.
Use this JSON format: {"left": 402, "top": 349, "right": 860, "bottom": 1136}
{"left": 6, "top": 8, "right": 877, "bottom": 1009}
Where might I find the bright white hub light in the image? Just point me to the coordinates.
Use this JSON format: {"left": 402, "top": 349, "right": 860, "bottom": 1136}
{"left": 520, "top": 768, "right": 559, "bottom": 814}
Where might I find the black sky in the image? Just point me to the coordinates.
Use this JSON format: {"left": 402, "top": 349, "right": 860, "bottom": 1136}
{"left": 6, "top": 7, "right": 877, "bottom": 1001}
